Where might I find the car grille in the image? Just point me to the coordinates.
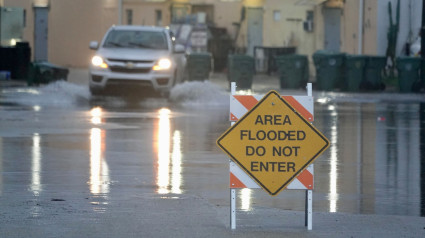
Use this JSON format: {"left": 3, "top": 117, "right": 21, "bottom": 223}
{"left": 109, "top": 66, "right": 151, "bottom": 74}
{"left": 107, "top": 78, "right": 153, "bottom": 87}
{"left": 107, "top": 58, "right": 154, "bottom": 64}
{"left": 91, "top": 75, "right": 103, "bottom": 82}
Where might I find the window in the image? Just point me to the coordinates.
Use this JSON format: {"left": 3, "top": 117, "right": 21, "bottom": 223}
{"left": 126, "top": 9, "right": 133, "bottom": 25}
{"left": 156, "top": 10, "right": 162, "bottom": 26}
{"left": 23, "top": 9, "right": 27, "bottom": 27}
{"left": 273, "top": 10, "right": 281, "bottom": 22}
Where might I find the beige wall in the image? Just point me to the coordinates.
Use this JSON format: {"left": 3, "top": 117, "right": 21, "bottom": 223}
{"left": 1, "top": 0, "right": 384, "bottom": 68}
{"left": 49, "top": 0, "right": 118, "bottom": 67}
{"left": 234, "top": 0, "right": 330, "bottom": 56}
{"left": 313, "top": 5, "right": 324, "bottom": 51}
{"left": 243, "top": 0, "right": 264, "bottom": 7}
{"left": 238, "top": 0, "right": 326, "bottom": 76}
{"left": 340, "top": 0, "right": 360, "bottom": 54}
{"left": 362, "top": 0, "right": 378, "bottom": 55}
{"left": 124, "top": 1, "right": 170, "bottom": 26}
{"left": 318, "top": 1, "right": 379, "bottom": 55}
{"left": 3, "top": 0, "right": 242, "bottom": 68}
{"left": 195, "top": 0, "right": 241, "bottom": 37}
{"left": 262, "top": 0, "right": 317, "bottom": 55}
{"left": 4, "top": 0, "right": 118, "bottom": 68}
{"left": 124, "top": 0, "right": 241, "bottom": 36}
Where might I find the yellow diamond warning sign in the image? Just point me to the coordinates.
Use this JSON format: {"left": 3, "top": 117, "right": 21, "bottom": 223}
{"left": 217, "top": 91, "right": 330, "bottom": 196}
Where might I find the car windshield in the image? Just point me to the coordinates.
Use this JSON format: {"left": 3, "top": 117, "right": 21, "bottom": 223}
{"left": 103, "top": 30, "right": 168, "bottom": 50}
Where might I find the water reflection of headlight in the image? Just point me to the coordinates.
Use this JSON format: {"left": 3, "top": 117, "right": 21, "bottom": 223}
{"left": 157, "top": 108, "right": 171, "bottom": 194}
{"left": 240, "top": 188, "right": 251, "bottom": 211}
{"left": 171, "top": 130, "right": 182, "bottom": 194}
{"left": 90, "top": 128, "right": 109, "bottom": 195}
{"left": 156, "top": 108, "right": 183, "bottom": 195}
{"left": 31, "top": 133, "right": 42, "bottom": 194}
{"left": 89, "top": 107, "right": 109, "bottom": 196}
{"left": 329, "top": 116, "right": 338, "bottom": 212}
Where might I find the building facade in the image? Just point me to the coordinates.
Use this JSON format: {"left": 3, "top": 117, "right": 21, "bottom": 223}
{"left": 1, "top": 0, "right": 422, "bottom": 69}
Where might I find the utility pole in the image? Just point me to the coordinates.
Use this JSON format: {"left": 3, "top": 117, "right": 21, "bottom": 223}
{"left": 421, "top": 0, "right": 425, "bottom": 88}
{"left": 422, "top": 0, "right": 425, "bottom": 60}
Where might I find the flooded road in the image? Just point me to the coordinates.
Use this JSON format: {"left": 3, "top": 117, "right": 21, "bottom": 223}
{"left": 0, "top": 78, "right": 425, "bottom": 228}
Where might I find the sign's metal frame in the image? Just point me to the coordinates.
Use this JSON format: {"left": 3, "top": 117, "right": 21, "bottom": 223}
{"left": 228, "top": 82, "right": 315, "bottom": 230}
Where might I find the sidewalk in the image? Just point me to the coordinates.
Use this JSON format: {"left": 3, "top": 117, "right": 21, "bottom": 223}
{"left": 0, "top": 68, "right": 284, "bottom": 94}
{"left": 64, "top": 68, "right": 314, "bottom": 95}
{"left": 0, "top": 68, "right": 90, "bottom": 88}
{"left": 0, "top": 79, "right": 27, "bottom": 88}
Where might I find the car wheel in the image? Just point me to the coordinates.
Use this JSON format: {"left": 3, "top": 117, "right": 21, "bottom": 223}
{"left": 172, "top": 70, "right": 178, "bottom": 86}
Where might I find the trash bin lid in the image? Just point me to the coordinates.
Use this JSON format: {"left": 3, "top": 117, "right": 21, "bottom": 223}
{"left": 396, "top": 57, "right": 421, "bottom": 70}
{"left": 365, "top": 56, "right": 387, "bottom": 68}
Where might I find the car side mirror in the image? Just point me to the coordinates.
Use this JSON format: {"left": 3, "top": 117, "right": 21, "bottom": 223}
{"left": 174, "top": 44, "right": 185, "bottom": 54}
{"left": 89, "top": 41, "right": 99, "bottom": 50}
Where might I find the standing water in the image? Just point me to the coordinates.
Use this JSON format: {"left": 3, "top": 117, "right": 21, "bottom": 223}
{"left": 0, "top": 80, "right": 424, "bottom": 218}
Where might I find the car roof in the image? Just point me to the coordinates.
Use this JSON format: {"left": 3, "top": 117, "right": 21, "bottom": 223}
{"left": 109, "top": 25, "right": 168, "bottom": 32}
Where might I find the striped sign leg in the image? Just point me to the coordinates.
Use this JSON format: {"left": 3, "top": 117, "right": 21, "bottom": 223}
{"left": 305, "top": 190, "right": 313, "bottom": 230}
{"left": 230, "top": 82, "right": 237, "bottom": 229}
{"left": 231, "top": 188, "right": 236, "bottom": 229}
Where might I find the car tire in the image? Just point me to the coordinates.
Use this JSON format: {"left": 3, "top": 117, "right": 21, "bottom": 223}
{"left": 172, "top": 70, "right": 178, "bottom": 86}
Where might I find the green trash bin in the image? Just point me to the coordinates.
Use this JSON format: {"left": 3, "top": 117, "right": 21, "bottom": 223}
{"left": 344, "top": 55, "right": 366, "bottom": 92}
{"left": 364, "top": 56, "right": 387, "bottom": 90}
{"left": 396, "top": 57, "right": 422, "bottom": 93}
{"left": 312, "top": 51, "right": 345, "bottom": 91}
{"left": 275, "top": 54, "right": 309, "bottom": 89}
{"left": 186, "top": 52, "right": 212, "bottom": 81}
{"left": 28, "top": 61, "right": 69, "bottom": 86}
{"left": 227, "top": 54, "right": 255, "bottom": 89}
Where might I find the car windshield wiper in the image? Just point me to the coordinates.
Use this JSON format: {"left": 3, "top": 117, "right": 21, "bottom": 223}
{"left": 128, "top": 42, "right": 152, "bottom": 49}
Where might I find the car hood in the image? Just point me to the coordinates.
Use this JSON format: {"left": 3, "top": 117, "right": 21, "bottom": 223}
{"left": 97, "top": 47, "right": 171, "bottom": 61}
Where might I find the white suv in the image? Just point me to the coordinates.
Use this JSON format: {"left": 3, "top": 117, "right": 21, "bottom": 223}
{"left": 89, "top": 25, "right": 186, "bottom": 97}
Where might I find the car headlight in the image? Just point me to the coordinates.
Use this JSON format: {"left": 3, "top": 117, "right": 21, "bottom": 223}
{"left": 91, "top": 56, "right": 108, "bottom": 69}
{"left": 153, "top": 58, "right": 172, "bottom": 71}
